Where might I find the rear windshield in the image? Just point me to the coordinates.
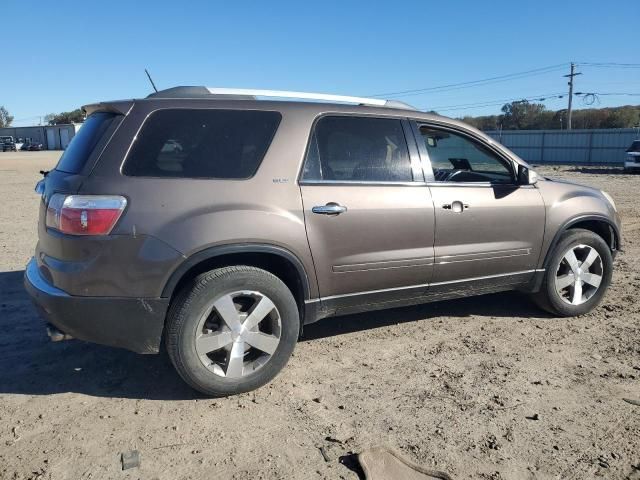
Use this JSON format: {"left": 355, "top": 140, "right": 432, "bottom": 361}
{"left": 55, "top": 112, "right": 117, "bottom": 173}
{"left": 122, "top": 109, "right": 281, "bottom": 179}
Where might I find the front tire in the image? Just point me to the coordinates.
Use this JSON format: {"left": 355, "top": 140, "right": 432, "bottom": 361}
{"left": 166, "top": 266, "right": 299, "bottom": 397}
{"left": 532, "top": 228, "right": 613, "bottom": 316}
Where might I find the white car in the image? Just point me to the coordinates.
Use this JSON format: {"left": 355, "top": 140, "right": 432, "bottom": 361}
{"left": 624, "top": 140, "right": 640, "bottom": 172}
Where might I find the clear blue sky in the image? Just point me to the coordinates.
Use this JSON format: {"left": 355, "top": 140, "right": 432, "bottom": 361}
{"left": 2, "top": 0, "right": 639, "bottom": 126}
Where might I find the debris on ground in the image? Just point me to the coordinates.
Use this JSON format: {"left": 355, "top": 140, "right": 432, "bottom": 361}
{"left": 358, "top": 447, "right": 453, "bottom": 480}
{"left": 121, "top": 450, "right": 140, "bottom": 470}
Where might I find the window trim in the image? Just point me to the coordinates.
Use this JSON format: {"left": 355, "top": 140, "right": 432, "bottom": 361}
{"left": 298, "top": 113, "right": 424, "bottom": 186}
{"left": 409, "top": 120, "right": 519, "bottom": 187}
{"left": 119, "top": 107, "right": 282, "bottom": 180}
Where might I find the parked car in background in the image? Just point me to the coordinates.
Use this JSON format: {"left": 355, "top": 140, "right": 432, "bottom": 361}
{"left": 21, "top": 141, "right": 44, "bottom": 151}
{"left": 1, "top": 136, "right": 17, "bottom": 151}
{"left": 25, "top": 86, "right": 621, "bottom": 397}
{"left": 624, "top": 140, "right": 640, "bottom": 172}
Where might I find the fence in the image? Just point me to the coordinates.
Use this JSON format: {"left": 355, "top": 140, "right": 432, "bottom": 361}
{"left": 485, "top": 128, "right": 639, "bottom": 165}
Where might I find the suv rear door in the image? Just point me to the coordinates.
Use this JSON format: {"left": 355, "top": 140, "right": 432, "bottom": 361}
{"left": 300, "top": 115, "right": 435, "bottom": 314}
{"left": 412, "top": 121, "right": 545, "bottom": 293}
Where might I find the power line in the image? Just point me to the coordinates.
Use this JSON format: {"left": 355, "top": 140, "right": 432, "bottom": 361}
{"left": 370, "top": 63, "right": 568, "bottom": 98}
{"left": 424, "top": 93, "right": 567, "bottom": 112}
{"left": 574, "top": 92, "right": 640, "bottom": 96}
{"left": 427, "top": 90, "right": 640, "bottom": 113}
{"left": 371, "top": 61, "right": 639, "bottom": 100}
{"left": 574, "top": 91, "right": 640, "bottom": 107}
{"left": 576, "top": 62, "right": 640, "bottom": 69}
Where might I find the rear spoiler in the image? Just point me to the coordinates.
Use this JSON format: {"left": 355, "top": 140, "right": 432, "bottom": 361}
{"left": 82, "top": 100, "right": 135, "bottom": 117}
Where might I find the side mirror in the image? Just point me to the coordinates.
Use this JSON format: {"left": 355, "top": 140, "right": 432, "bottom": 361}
{"left": 517, "top": 164, "right": 538, "bottom": 185}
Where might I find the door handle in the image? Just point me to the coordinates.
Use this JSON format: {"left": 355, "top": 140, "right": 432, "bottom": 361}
{"left": 442, "top": 200, "right": 469, "bottom": 213}
{"left": 312, "top": 203, "right": 347, "bottom": 215}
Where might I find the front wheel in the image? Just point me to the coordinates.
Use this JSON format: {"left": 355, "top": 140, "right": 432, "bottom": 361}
{"left": 166, "top": 266, "right": 299, "bottom": 397}
{"left": 532, "top": 228, "right": 613, "bottom": 317}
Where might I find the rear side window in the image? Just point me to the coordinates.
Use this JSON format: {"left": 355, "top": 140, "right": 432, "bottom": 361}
{"left": 123, "top": 109, "right": 281, "bottom": 179}
{"left": 55, "top": 112, "right": 117, "bottom": 173}
{"left": 302, "top": 116, "right": 412, "bottom": 182}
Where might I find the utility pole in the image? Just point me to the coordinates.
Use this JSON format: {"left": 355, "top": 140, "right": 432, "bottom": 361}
{"left": 564, "top": 63, "right": 582, "bottom": 130}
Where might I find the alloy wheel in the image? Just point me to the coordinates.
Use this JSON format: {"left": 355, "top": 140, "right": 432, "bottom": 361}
{"left": 195, "top": 291, "right": 281, "bottom": 378}
{"left": 555, "top": 244, "right": 604, "bottom": 305}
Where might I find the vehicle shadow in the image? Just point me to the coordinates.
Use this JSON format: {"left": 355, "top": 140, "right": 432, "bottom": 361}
{"left": 0, "top": 270, "right": 196, "bottom": 401}
{"left": 0, "top": 270, "right": 550, "bottom": 401}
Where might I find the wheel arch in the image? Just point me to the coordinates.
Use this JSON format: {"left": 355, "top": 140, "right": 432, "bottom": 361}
{"left": 542, "top": 215, "right": 620, "bottom": 270}
{"left": 162, "top": 244, "right": 312, "bottom": 313}
{"left": 162, "top": 243, "right": 311, "bottom": 301}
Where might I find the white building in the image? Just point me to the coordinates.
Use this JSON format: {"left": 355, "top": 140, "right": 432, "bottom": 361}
{"left": 0, "top": 123, "right": 81, "bottom": 150}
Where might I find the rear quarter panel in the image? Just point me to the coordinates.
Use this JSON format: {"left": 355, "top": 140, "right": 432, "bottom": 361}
{"left": 83, "top": 100, "right": 319, "bottom": 299}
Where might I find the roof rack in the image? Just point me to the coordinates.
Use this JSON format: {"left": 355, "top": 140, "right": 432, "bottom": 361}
{"left": 147, "top": 86, "right": 417, "bottom": 110}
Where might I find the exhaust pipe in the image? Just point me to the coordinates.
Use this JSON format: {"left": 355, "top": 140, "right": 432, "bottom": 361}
{"left": 46, "top": 323, "right": 73, "bottom": 342}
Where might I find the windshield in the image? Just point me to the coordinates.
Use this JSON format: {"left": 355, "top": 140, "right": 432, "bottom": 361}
{"left": 626, "top": 140, "right": 640, "bottom": 153}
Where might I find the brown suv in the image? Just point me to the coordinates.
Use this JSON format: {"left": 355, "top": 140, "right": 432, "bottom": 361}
{"left": 24, "top": 86, "right": 621, "bottom": 396}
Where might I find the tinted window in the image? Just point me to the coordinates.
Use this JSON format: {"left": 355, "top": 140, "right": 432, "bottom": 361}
{"left": 419, "top": 126, "right": 513, "bottom": 183}
{"left": 123, "top": 109, "right": 281, "bottom": 179}
{"left": 55, "top": 112, "right": 117, "bottom": 173}
{"left": 302, "top": 116, "right": 412, "bottom": 182}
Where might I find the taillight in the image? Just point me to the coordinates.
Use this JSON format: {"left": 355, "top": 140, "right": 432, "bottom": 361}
{"left": 45, "top": 194, "right": 127, "bottom": 235}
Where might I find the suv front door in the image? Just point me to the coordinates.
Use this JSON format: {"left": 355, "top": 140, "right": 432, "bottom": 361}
{"left": 300, "top": 115, "right": 435, "bottom": 314}
{"left": 412, "top": 122, "right": 545, "bottom": 294}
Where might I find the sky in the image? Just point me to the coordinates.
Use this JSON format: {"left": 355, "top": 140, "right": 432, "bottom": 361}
{"left": 2, "top": 0, "right": 639, "bottom": 126}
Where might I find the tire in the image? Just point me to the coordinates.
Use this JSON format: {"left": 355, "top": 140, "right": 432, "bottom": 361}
{"left": 532, "top": 228, "right": 613, "bottom": 317}
{"left": 166, "top": 266, "right": 299, "bottom": 397}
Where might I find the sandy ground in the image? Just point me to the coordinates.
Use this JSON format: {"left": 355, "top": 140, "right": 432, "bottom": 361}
{"left": 0, "top": 151, "right": 638, "bottom": 480}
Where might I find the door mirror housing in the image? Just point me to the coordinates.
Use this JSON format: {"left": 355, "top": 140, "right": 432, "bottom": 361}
{"left": 517, "top": 164, "right": 538, "bottom": 185}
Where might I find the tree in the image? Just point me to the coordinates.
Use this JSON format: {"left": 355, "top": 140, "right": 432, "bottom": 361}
{"left": 0, "top": 106, "right": 13, "bottom": 128}
{"left": 460, "top": 114, "right": 501, "bottom": 131}
{"left": 44, "top": 109, "right": 85, "bottom": 125}
{"left": 600, "top": 107, "right": 640, "bottom": 129}
{"left": 499, "top": 101, "right": 549, "bottom": 130}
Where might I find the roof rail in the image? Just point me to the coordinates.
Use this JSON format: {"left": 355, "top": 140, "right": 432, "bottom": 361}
{"left": 147, "top": 86, "right": 416, "bottom": 110}
{"left": 206, "top": 88, "right": 416, "bottom": 110}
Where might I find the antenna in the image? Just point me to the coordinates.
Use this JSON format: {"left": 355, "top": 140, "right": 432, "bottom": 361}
{"left": 145, "top": 69, "right": 158, "bottom": 93}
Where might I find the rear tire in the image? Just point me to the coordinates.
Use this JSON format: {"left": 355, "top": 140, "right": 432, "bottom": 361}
{"left": 166, "top": 266, "right": 299, "bottom": 397}
{"left": 532, "top": 228, "right": 612, "bottom": 316}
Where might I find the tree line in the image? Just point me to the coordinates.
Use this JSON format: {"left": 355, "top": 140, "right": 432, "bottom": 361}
{"left": 458, "top": 101, "right": 640, "bottom": 131}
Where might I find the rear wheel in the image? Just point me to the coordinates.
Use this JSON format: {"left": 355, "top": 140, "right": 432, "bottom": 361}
{"left": 533, "top": 228, "right": 612, "bottom": 316}
{"left": 166, "top": 266, "right": 299, "bottom": 397}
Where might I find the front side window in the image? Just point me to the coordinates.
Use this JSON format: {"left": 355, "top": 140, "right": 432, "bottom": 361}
{"left": 302, "top": 116, "right": 413, "bottom": 182}
{"left": 418, "top": 126, "right": 514, "bottom": 183}
{"left": 123, "top": 109, "right": 281, "bottom": 179}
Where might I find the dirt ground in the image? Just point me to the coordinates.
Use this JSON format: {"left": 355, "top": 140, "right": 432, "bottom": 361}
{"left": 0, "top": 151, "right": 638, "bottom": 480}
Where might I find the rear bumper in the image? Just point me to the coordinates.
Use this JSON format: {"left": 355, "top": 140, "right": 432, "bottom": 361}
{"left": 24, "top": 258, "right": 168, "bottom": 354}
